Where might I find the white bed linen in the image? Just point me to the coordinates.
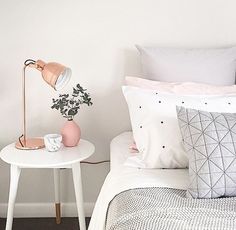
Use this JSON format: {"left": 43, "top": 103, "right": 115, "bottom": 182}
{"left": 89, "top": 167, "right": 189, "bottom": 230}
{"left": 110, "top": 131, "right": 136, "bottom": 170}
{"left": 89, "top": 132, "right": 189, "bottom": 230}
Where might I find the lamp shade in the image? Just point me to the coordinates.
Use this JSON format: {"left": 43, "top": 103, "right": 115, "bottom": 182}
{"left": 36, "top": 60, "right": 71, "bottom": 91}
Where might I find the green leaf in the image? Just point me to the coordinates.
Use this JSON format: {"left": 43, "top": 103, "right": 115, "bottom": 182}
{"left": 68, "top": 108, "right": 78, "bottom": 116}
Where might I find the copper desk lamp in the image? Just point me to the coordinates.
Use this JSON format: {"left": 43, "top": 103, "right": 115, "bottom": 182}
{"left": 15, "top": 59, "right": 71, "bottom": 150}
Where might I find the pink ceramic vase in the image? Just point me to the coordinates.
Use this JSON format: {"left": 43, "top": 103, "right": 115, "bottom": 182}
{"left": 61, "top": 120, "right": 81, "bottom": 147}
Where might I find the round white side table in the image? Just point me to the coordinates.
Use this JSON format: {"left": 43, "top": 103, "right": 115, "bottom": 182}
{"left": 0, "top": 139, "right": 95, "bottom": 230}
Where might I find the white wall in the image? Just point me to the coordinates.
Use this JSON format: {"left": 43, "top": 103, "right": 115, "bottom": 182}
{"left": 0, "top": 0, "right": 236, "bottom": 217}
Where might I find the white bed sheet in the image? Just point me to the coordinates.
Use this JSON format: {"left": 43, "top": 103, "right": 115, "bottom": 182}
{"left": 110, "top": 131, "right": 135, "bottom": 170}
{"left": 89, "top": 132, "right": 189, "bottom": 230}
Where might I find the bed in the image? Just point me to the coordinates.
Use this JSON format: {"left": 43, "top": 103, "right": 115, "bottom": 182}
{"left": 88, "top": 132, "right": 236, "bottom": 230}
{"left": 89, "top": 46, "right": 236, "bottom": 229}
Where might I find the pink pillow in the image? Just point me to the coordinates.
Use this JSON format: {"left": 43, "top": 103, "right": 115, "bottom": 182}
{"left": 125, "top": 76, "right": 236, "bottom": 95}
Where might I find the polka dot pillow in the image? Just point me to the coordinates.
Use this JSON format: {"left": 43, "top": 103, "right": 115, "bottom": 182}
{"left": 123, "top": 86, "right": 236, "bottom": 169}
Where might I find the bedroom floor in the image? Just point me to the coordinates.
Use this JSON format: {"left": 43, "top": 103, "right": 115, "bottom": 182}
{"left": 0, "top": 217, "right": 91, "bottom": 230}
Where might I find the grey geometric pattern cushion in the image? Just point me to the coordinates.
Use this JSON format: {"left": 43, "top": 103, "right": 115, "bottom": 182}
{"left": 176, "top": 106, "right": 236, "bottom": 199}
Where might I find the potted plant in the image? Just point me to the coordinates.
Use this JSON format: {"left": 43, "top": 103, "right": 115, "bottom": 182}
{"left": 51, "top": 84, "right": 92, "bottom": 146}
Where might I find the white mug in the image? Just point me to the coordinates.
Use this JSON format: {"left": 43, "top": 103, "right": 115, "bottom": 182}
{"left": 44, "top": 134, "right": 62, "bottom": 152}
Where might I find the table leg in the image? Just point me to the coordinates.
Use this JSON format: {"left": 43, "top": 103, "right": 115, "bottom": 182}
{"left": 5, "top": 165, "right": 21, "bottom": 230}
{"left": 53, "top": 169, "right": 61, "bottom": 224}
{"left": 72, "top": 162, "right": 86, "bottom": 230}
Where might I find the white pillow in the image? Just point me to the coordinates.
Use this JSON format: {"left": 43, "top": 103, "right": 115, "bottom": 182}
{"left": 136, "top": 46, "right": 236, "bottom": 85}
{"left": 123, "top": 86, "right": 236, "bottom": 168}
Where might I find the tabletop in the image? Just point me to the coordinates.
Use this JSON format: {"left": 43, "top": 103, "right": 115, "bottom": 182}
{"left": 0, "top": 139, "right": 95, "bottom": 168}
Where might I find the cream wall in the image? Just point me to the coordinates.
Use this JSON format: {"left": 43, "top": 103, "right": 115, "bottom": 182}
{"left": 0, "top": 0, "right": 236, "bottom": 217}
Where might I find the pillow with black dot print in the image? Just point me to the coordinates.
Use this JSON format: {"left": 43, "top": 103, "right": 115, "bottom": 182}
{"left": 122, "top": 85, "right": 236, "bottom": 169}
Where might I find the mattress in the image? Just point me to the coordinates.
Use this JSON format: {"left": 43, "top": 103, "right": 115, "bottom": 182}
{"left": 110, "top": 131, "right": 134, "bottom": 170}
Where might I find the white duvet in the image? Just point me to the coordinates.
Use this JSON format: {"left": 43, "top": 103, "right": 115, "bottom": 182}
{"left": 88, "top": 167, "right": 189, "bottom": 230}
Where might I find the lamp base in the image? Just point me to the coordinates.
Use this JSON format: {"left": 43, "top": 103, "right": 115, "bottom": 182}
{"left": 15, "top": 138, "right": 45, "bottom": 150}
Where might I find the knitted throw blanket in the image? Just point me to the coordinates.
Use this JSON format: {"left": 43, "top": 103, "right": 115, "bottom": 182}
{"left": 106, "top": 187, "right": 236, "bottom": 230}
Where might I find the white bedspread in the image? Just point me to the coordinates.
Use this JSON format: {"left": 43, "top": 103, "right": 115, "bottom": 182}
{"left": 88, "top": 167, "right": 189, "bottom": 230}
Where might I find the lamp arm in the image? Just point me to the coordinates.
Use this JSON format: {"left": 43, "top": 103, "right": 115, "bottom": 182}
{"left": 21, "top": 64, "right": 27, "bottom": 145}
{"left": 19, "top": 60, "right": 36, "bottom": 147}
